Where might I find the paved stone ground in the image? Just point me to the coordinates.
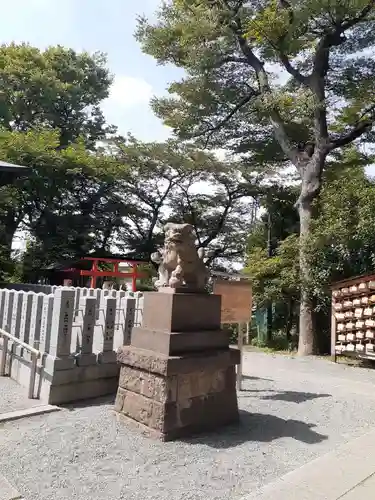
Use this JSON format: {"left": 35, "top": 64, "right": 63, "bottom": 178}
{"left": 0, "top": 377, "right": 45, "bottom": 415}
{"left": 2, "top": 352, "right": 375, "bottom": 500}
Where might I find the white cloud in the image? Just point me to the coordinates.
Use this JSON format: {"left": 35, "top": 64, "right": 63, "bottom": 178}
{"left": 100, "top": 74, "right": 172, "bottom": 141}
{"left": 105, "top": 75, "right": 154, "bottom": 109}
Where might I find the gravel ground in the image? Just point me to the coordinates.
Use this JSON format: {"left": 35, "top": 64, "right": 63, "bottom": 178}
{"left": 3, "top": 352, "right": 375, "bottom": 500}
{"left": 0, "top": 377, "right": 45, "bottom": 414}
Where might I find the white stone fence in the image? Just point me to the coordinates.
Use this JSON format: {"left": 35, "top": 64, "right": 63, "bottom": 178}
{"left": 0, "top": 286, "right": 144, "bottom": 404}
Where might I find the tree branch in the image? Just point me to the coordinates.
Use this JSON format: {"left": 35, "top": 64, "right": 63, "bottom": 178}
{"left": 328, "top": 120, "right": 374, "bottom": 150}
{"left": 341, "top": 1, "right": 375, "bottom": 30}
{"left": 328, "top": 102, "right": 375, "bottom": 150}
{"left": 307, "top": 1, "right": 374, "bottom": 144}
{"left": 178, "top": 185, "right": 203, "bottom": 246}
{"left": 278, "top": 53, "right": 308, "bottom": 84}
{"left": 230, "top": 19, "right": 303, "bottom": 166}
{"left": 195, "top": 92, "right": 256, "bottom": 147}
{"left": 213, "top": 55, "right": 249, "bottom": 67}
{"left": 201, "top": 203, "right": 231, "bottom": 247}
{"left": 275, "top": 0, "right": 309, "bottom": 85}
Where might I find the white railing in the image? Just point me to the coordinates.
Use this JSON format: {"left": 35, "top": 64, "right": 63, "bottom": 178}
{"left": 0, "top": 328, "right": 41, "bottom": 399}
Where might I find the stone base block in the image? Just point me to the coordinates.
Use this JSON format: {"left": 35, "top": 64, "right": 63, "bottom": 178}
{"left": 45, "top": 376, "right": 119, "bottom": 405}
{"left": 115, "top": 346, "right": 239, "bottom": 440}
{"left": 75, "top": 353, "right": 97, "bottom": 367}
{"left": 115, "top": 390, "right": 239, "bottom": 441}
{"left": 131, "top": 326, "right": 230, "bottom": 355}
{"left": 117, "top": 345, "right": 240, "bottom": 375}
{"left": 5, "top": 346, "right": 120, "bottom": 405}
{"left": 142, "top": 292, "right": 221, "bottom": 332}
{"left": 97, "top": 350, "right": 117, "bottom": 364}
{"left": 44, "top": 354, "right": 75, "bottom": 374}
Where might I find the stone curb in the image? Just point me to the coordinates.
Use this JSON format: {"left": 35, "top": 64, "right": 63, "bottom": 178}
{"left": 0, "top": 404, "right": 60, "bottom": 424}
{"left": 0, "top": 473, "right": 23, "bottom": 500}
{"left": 240, "top": 427, "right": 375, "bottom": 500}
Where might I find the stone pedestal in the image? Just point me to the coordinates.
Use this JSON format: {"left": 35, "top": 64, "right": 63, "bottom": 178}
{"left": 114, "top": 290, "right": 240, "bottom": 441}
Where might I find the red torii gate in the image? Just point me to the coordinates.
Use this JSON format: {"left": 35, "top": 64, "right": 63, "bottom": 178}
{"left": 79, "top": 256, "right": 147, "bottom": 291}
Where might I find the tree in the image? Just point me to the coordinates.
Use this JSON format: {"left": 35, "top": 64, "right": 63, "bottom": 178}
{"left": 168, "top": 166, "right": 259, "bottom": 267}
{"left": 1, "top": 127, "right": 259, "bottom": 278}
{"left": 245, "top": 234, "right": 300, "bottom": 343}
{"left": 0, "top": 129, "right": 128, "bottom": 275}
{"left": 245, "top": 185, "right": 300, "bottom": 343}
{"left": 137, "top": 0, "right": 375, "bottom": 354}
{"left": 307, "top": 150, "right": 375, "bottom": 305}
{"left": 112, "top": 136, "right": 259, "bottom": 264}
{"left": 111, "top": 137, "right": 201, "bottom": 258}
{"left": 0, "top": 43, "right": 115, "bottom": 148}
{"left": 246, "top": 153, "right": 375, "bottom": 352}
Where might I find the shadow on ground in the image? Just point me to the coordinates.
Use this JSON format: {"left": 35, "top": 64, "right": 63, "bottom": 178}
{"left": 242, "top": 375, "right": 274, "bottom": 382}
{"left": 240, "top": 386, "right": 332, "bottom": 403}
{"left": 261, "top": 391, "right": 331, "bottom": 404}
{"left": 183, "top": 410, "right": 328, "bottom": 449}
{"left": 62, "top": 394, "right": 116, "bottom": 411}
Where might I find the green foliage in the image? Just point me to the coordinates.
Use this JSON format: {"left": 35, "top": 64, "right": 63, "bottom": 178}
{"left": 0, "top": 128, "right": 129, "bottom": 277}
{"left": 138, "top": 0, "right": 375, "bottom": 353}
{"left": 245, "top": 233, "right": 300, "bottom": 307}
{"left": 0, "top": 41, "right": 264, "bottom": 282}
{"left": 112, "top": 135, "right": 260, "bottom": 265}
{"left": 306, "top": 159, "right": 375, "bottom": 308}
{"left": 0, "top": 43, "right": 115, "bottom": 147}
{"left": 245, "top": 161, "right": 375, "bottom": 348}
{"left": 251, "top": 331, "right": 291, "bottom": 352}
{"left": 0, "top": 128, "right": 260, "bottom": 278}
{"left": 137, "top": 1, "right": 375, "bottom": 153}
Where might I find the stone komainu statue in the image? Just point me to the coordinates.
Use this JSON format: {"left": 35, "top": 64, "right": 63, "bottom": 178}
{"left": 151, "top": 223, "right": 209, "bottom": 292}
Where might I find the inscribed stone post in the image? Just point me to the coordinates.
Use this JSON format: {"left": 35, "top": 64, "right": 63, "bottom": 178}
{"left": 74, "top": 287, "right": 83, "bottom": 319}
{"left": 75, "top": 297, "right": 97, "bottom": 366}
{"left": 11, "top": 292, "right": 24, "bottom": 339}
{"left": 48, "top": 289, "right": 75, "bottom": 370}
{"left": 18, "top": 292, "right": 34, "bottom": 346}
{"left": 122, "top": 297, "right": 136, "bottom": 346}
{"left": 97, "top": 296, "right": 116, "bottom": 364}
{"left": 93, "top": 291, "right": 111, "bottom": 350}
{"left": 39, "top": 294, "right": 54, "bottom": 354}
{"left": 3, "top": 290, "right": 15, "bottom": 331}
{"left": 94, "top": 288, "right": 102, "bottom": 320}
{"left": 0, "top": 289, "right": 6, "bottom": 329}
{"left": 28, "top": 293, "right": 44, "bottom": 351}
{"left": 113, "top": 293, "right": 127, "bottom": 349}
{"left": 115, "top": 291, "right": 126, "bottom": 325}
{"left": 134, "top": 292, "right": 144, "bottom": 326}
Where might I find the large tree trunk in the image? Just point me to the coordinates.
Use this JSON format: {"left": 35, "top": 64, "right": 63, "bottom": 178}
{"left": 297, "top": 200, "right": 316, "bottom": 355}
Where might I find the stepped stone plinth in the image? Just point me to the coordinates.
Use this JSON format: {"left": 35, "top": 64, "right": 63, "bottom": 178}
{"left": 114, "top": 223, "right": 240, "bottom": 441}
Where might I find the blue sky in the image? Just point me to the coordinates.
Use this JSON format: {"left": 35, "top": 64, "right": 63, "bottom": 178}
{"left": 1, "top": 0, "right": 180, "bottom": 141}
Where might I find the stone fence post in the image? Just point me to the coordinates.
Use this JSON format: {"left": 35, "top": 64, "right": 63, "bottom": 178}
{"left": 116, "top": 297, "right": 136, "bottom": 347}
{"left": 97, "top": 296, "right": 116, "bottom": 363}
{"left": 3, "top": 290, "right": 15, "bottom": 332}
{"left": 0, "top": 289, "right": 5, "bottom": 329}
{"left": 11, "top": 291, "right": 24, "bottom": 341}
{"left": 40, "top": 294, "right": 54, "bottom": 354}
{"left": 75, "top": 296, "right": 97, "bottom": 366}
{"left": 29, "top": 293, "right": 44, "bottom": 351}
{"left": 46, "top": 288, "right": 75, "bottom": 372}
{"left": 18, "top": 292, "right": 35, "bottom": 350}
